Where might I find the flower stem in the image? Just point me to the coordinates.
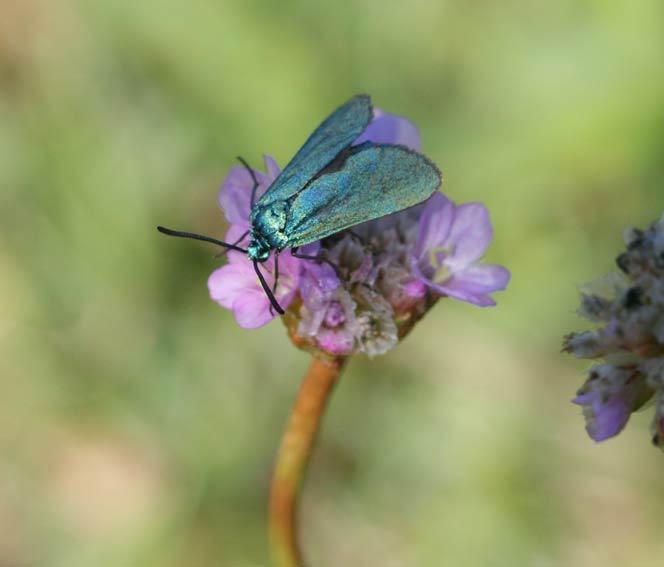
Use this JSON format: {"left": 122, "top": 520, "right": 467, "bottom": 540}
{"left": 269, "top": 355, "right": 347, "bottom": 567}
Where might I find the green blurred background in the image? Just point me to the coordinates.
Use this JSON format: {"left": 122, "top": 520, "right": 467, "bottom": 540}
{"left": 1, "top": 0, "right": 663, "bottom": 565}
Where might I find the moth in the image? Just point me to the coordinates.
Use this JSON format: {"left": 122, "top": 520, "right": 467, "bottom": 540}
{"left": 159, "top": 94, "right": 441, "bottom": 313}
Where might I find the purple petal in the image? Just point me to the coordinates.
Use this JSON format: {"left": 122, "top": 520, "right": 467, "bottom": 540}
{"left": 403, "top": 279, "right": 427, "bottom": 299}
{"left": 443, "top": 203, "right": 493, "bottom": 272}
{"left": 218, "top": 166, "right": 255, "bottom": 226}
{"left": 571, "top": 366, "right": 652, "bottom": 443}
{"left": 263, "top": 155, "right": 281, "bottom": 180}
{"left": 413, "top": 193, "right": 455, "bottom": 258}
{"left": 272, "top": 250, "right": 304, "bottom": 285}
{"left": 208, "top": 250, "right": 301, "bottom": 328}
{"left": 455, "top": 264, "right": 511, "bottom": 292}
{"left": 222, "top": 224, "right": 251, "bottom": 262}
{"left": 299, "top": 240, "right": 321, "bottom": 256}
{"left": 572, "top": 392, "right": 594, "bottom": 405}
{"left": 224, "top": 224, "right": 250, "bottom": 245}
{"left": 217, "top": 155, "right": 280, "bottom": 226}
{"left": 354, "top": 110, "right": 421, "bottom": 151}
{"left": 572, "top": 392, "right": 631, "bottom": 442}
{"left": 232, "top": 290, "right": 276, "bottom": 329}
{"left": 425, "top": 265, "right": 510, "bottom": 307}
{"left": 589, "top": 398, "right": 632, "bottom": 441}
{"left": 208, "top": 263, "right": 259, "bottom": 309}
{"left": 299, "top": 259, "right": 340, "bottom": 305}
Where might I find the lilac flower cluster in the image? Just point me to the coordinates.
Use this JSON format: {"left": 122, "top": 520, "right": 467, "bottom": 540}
{"left": 209, "top": 109, "right": 510, "bottom": 357}
{"left": 564, "top": 214, "right": 664, "bottom": 447}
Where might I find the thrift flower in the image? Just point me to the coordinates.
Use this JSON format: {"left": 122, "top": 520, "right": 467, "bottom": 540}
{"left": 208, "top": 108, "right": 510, "bottom": 356}
{"left": 411, "top": 193, "right": 510, "bottom": 307}
{"left": 564, "top": 213, "right": 664, "bottom": 448}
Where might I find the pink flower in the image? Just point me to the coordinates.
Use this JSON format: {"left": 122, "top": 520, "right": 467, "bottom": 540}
{"left": 208, "top": 250, "right": 301, "bottom": 329}
{"left": 410, "top": 193, "right": 510, "bottom": 307}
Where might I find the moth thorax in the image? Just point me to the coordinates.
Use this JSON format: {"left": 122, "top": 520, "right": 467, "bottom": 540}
{"left": 252, "top": 202, "right": 289, "bottom": 250}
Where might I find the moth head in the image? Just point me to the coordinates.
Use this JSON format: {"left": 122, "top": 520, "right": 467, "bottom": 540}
{"left": 247, "top": 239, "right": 271, "bottom": 263}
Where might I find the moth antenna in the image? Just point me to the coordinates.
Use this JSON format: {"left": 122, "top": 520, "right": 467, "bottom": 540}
{"left": 253, "top": 260, "right": 284, "bottom": 315}
{"left": 214, "top": 229, "right": 250, "bottom": 258}
{"left": 269, "top": 252, "right": 280, "bottom": 316}
{"left": 237, "top": 156, "right": 260, "bottom": 208}
{"left": 157, "top": 226, "right": 248, "bottom": 254}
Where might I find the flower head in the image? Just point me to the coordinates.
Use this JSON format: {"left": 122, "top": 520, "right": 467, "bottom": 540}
{"left": 564, "top": 213, "right": 664, "bottom": 448}
{"left": 208, "top": 108, "right": 510, "bottom": 357}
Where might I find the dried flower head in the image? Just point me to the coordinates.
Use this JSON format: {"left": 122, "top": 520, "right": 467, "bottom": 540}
{"left": 208, "top": 109, "right": 510, "bottom": 358}
{"left": 564, "top": 213, "right": 664, "bottom": 447}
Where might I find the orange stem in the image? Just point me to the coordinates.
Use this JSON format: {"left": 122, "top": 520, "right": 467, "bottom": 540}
{"left": 269, "top": 356, "right": 347, "bottom": 567}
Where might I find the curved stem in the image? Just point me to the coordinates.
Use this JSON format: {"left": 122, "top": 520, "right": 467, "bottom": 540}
{"left": 269, "top": 356, "right": 347, "bottom": 567}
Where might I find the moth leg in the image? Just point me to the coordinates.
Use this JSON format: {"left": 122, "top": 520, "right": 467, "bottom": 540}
{"left": 253, "top": 260, "right": 284, "bottom": 315}
{"left": 214, "top": 229, "right": 250, "bottom": 258}
{"left": 268, "top": 252, "right": 280, "bottom": 316}
{"left": 272, "top": 252, "right": 280, "bottom": 295}
{"left": 291, "top": 248, "right": 341, "bottom": 278}
{"left": 237, "top": 156, "right": 260, "bottom": 208}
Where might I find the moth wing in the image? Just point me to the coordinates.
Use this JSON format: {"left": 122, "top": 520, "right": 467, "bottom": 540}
{"left": 285, "top": 143, "right": 441, "bottom": 247}
{"left": 255, "top": 95, "right": 373, "bottom": 208}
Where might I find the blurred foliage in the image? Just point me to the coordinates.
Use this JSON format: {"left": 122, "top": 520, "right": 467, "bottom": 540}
{"left": 1, "top": 0, "right": 663, "bottom": 565}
